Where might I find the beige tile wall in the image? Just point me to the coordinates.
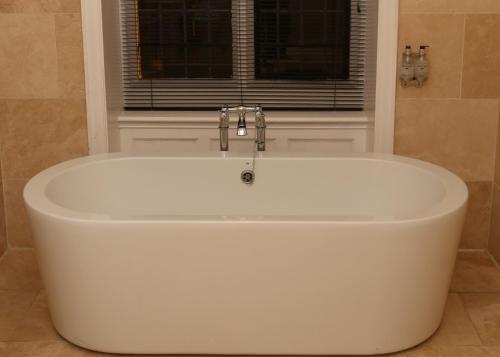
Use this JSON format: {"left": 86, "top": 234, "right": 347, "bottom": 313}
{"left": 0, "top": 0, "right": 88, "bottom": 249}
{"left": 396, "top": 2, "right": 500, "bottom": 250}
{"left": 0, "top": 0, "right": 499, "bottom": 252}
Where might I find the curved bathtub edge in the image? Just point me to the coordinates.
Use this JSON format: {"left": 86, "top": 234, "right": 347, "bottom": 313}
{"left": 51, "top": 317, "right": 445, "bottom": 356}
{"left": 23, "top": 152, "right": 469, "bottom": 225}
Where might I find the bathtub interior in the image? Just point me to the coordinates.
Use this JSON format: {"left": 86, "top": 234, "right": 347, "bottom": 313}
{"left": 41, "top": 157, "right": 449, "bottom": 220}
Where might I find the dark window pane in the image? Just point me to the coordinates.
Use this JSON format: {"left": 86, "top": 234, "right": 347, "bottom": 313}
{"left": 327, "top": 0, "right": 348, "bottom": 11}
{"left": 287, "top": 0, "right": 301, "bottom": 8}
{"left": 260, "top": 13, "right": 277, "bottom": 42}
{"left": 137, "top": 0, "right": 232, "bottom": 79}
{"left": 303, "top": 14, "right": 324, "bottom": 43}
{"left": 187, "top": 47, "right": 210, "bottom": 63}
{"left": 139, "top": 46, "right": 163, "bottom": 77}
{"left": 186, "top": 12, "right": 209, "bottom": 43}
{"left": 138, "top": 11, "right": 160, "bottom": 44}
{"left": 258, "top": 0, "right": 278, "bottom": 10}
{"left": 186, "top": 0, "right": 209, "bottom": 9}
{"left": 303, "top": 0, "right": 325, "bottom": 10}
{"left": 211, "top": 0, "right": 231, "bottom": 9}
{"left": 281, "top": 14, "right": 301, "bottom": 44}
{"left": 255, "top": 0, "right": 351, "bottom": 80}
{"left": 160, "top": 12, "right": 184, "bottom": 44}
{"left": 211, "top": 46, "right": 232, "bottom": 64}
{"left": 211, "top": 12, "right": 232, "bottom": 43}
{"left": 160, "top": 0, "right": 183, "bottom": 9}
{"left": 326, "top": 13, "right": 348, "bottom": 43}
{"left": 139, "top": 0, "right": 160, "bottom": 9}
{"left": 164, "top": 46, "right": 185, "bottom": 63}
{"left": 187, "top": 65, "right": 210, "bottom": 77}
{"left": 211, "top": 65, "right": 232, "bottom": 78}
{"left": 164, "top": 65, "right": 186, "bottom": 77}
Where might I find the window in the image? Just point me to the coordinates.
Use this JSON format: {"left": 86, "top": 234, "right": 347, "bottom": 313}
{"left": 121, "top": 0, "right": 368, "bottom": 110}
{"left": 254, "top": 0, "right": 351, "bottom": 80}
{"left": 137, "top": 0, "right": 233, "bottom": 79}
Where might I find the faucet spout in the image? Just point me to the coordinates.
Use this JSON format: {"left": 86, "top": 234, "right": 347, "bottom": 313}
{"left": 237, "top": 112, "right": 247, "bottom": 136}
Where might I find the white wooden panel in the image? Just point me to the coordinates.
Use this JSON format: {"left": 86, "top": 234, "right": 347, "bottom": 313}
{"left": 208, "top": 137, "right": 279, "bottom": 153}
{"left": 288, "top": 138, "right": 355, "bottom": 153}
{"left": 118, "top": 123, "right": 372, "bottom": 155}
{"left": 120, "top": 129, "right": 203, "bottom": 153}
{"left": 131, "top": 138, "right": 200, "bottom": 154}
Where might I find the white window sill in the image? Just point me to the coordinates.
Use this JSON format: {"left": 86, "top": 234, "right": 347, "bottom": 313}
{"left": 114, "top": 110, "right": 372, "bottom": 125}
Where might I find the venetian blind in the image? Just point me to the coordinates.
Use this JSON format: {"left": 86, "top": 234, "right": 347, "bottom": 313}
{"left": 120, "top": 0, "right": 369, "bottom": 110}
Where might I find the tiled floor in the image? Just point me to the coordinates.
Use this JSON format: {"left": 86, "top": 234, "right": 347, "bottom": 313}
{"left": 1, "top": 250, "right": 500, "bottom": 357}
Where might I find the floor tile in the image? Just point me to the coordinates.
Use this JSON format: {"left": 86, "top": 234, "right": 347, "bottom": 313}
{"left": 0, "top": 250, "right": 42, "bottom": 291}
{"left": 0, "top": 290, "right": 38, "bottom": 341}
{"left": 1, "top": 341, "right": 160, "bottom": 356}
{"left": 1, "top": 341, "right": 88, "bottom": 357}
{"left": 486, "top": 347, "right": 500, "bottom": 357}
{"left": 461, "top": 293, "right": 500, "bottom": 346}
{"left": 406, "top": 345, "right": 499, "bottom": 356}
{"left": 10, "top": 291, "right": 61, "bottom": 342}
{"left": 450, "top": 251, "right": 500, "bottom": 293}
{"left": 424, "top": 293, "right": 481, "bottom": 347}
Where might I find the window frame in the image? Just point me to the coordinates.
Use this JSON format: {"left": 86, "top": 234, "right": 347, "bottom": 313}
{"left": 81, "top": 0, "right": 398, "bottom": 154}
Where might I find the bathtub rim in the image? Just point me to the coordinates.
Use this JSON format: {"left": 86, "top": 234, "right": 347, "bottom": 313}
{"left": 23, "top": 152, "right": 468, "bottom": 224}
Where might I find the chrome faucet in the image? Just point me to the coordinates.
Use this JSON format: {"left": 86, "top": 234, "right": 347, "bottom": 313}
{"left": 218, "top": 105, "right": 266, "bottom": 151}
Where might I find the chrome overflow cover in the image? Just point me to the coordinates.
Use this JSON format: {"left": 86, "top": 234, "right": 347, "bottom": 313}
{"left": 241, "top": 170, "right": 255, "bottom": 185}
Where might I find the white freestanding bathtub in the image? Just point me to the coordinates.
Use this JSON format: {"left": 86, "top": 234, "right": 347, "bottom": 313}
{"left": 24, "top": 153, "right": 467, "bottom": 355}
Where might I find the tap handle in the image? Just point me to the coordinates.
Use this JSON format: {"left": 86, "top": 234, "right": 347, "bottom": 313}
{"left": 219, "top": 107, "right": 229, "bottom": 128}
{"left": 256, "top": 110, "right": 266, "bottom": 128}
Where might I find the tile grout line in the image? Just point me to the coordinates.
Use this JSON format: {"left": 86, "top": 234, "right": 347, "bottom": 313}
{"left": 457, "top": 293, "right": 486, "bottom": 346}
{"left": 489, "top": 124, "right": 499, "bottom": 249}
{"left": 396, "top": 98, "right": 498, "bottom": 101}
{"left": 12, "top": 289, "right": 43, "bottom": 336}
{"left": 487, "top": 250, "right": 500, "bottom": 270}
{"left": 457, "top": 291, "right": 500, "bottom": 295}
{"left": 0, "top": 146, "right": 9, "bottom": 253}
{"left": 4, "top": 247, "right": 35, "bottom": 252}
{"left": 0, "top": 287, "right": 41, "bottom": 293}
{"left": 458, "top": 14, "right": 466, "bottom": 100}
{"left": 6, "top": 289, "right": 42, "bottom": 343}
{"left": 0, "top": 251, "right": 6, "bottom": 265}
{"left": 400, "top": 11, "right": 500, "bottom": 15}
{"left": 0, "top": 247, "right": 36, "bottom": 265}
